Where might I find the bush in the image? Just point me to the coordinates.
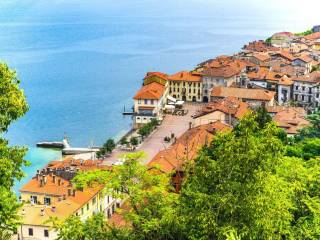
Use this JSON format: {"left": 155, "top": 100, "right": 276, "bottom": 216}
{"left": 130, "top": 137, "right": 139, "bottom": 146}
{"left": 120, "top": 137, "right": 128, "bottom": 145}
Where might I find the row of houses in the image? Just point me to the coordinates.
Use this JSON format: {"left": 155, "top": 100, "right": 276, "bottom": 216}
{"left": 17, "top": 158, "right": 123, "bottom": 240}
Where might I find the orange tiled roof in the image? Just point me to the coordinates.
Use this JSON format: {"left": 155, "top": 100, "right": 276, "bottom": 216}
{"left": 243, "top": 40, "right": 279, "bottom": 52}
{"left": 144, "top": 72, "right": 169, "bottom": 81}
{"left": 193, "top": 97, "right": 249, "bottom": 119}
{"left": 211, "top": 87, "right": 276, "bottom": 101}
{"left": 293, "top": 71, "right": 320, "bottom": 83}
{"left": 305, "top": 32, "right": 320, "bottom": 41}
{"left": 272, "top": 108, "right": 310, "bottom": 134}
{"left": 148, "top": 121, "right": 231, "bottom": 173}
{"left": 252, "top": 52, "right": 271, "bottom": 62}
{"left": 169, "top": 71, "right": 202, "bottom": 82}
{"left": 133, "top": 82, "right": 165, "bottom": 100}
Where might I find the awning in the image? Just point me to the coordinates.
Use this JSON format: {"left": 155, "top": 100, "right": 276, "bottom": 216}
{"left": 167, "top": 95, "right": 177, "bottom": 103}
{"left": 176, "top": 100, "right": 185, "bottom": 105}
{"left": 164, "top": 105, "right": 175, "bottom": 109}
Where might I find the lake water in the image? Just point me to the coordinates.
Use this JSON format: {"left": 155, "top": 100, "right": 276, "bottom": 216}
{"left": 0, "top": 0, "right": 318, "bottom": 192}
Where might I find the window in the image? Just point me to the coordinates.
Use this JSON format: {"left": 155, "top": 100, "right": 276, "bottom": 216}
{"left": 317, "top": 93, "right": 319, "bottom": 98}
{"left": 30, "top": 196, "right": 37, "bottom": 204}
{"left": 302, "top": 86, "right": 305, "bottom": 91}
{"left": 81, "top": 207, "right": 84, "bottom": 215}
{"left": 296, "top": 85, "right": 298, "bottom": 90}
{"left": 189, "top": 88, "right": 191, "bottom": 93}
{"left": 138, "top": 99, "right": 141, "bottom": 104}
{"left": 87, "top": 203, "right": 89, "bottom": 211}
{"left": 44, "top": 197, "right": 51, "bottom": 205}
{"left": 295, "top": 94, "right": 298, "bottom": 101}
{"left": 44, "top": 229, "right": 49, "bottom": 237}
{"left": 28, "top": 228, "right": 33, "bottom": 236}
{"left": 150, "top": 100, "right": 154, "bottom": 105}
{"left": 144, "top": 99, "right": 148, "bottom": 104}
{"left": 92, "top": 197, "right": 96, "bottom": 205}
{"left": 309, "top": 96, "right": 312, "bottom": 102}
{"left": 302, "top": 95, "right": 305, "bottom": 101}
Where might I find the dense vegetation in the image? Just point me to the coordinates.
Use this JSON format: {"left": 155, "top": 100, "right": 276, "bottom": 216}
{"left": 0, "top": 63, "right": 29, "bottom": 235}
{"left": 56, "top": 109, "right": 320, "bottom": 240}
{"left": 295, "top": 29, "right": 313, "bottom": 36}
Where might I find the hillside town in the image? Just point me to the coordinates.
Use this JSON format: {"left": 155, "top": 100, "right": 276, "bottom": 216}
{"left": 16, "top": 25, "right": 320, "bottom": 239}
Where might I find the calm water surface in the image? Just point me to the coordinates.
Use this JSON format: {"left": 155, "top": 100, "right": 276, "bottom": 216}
{"left": 0, "top": 0, "right": 317, "bottom": 192}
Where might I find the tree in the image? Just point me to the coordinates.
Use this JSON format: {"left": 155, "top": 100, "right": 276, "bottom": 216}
{"left": 130, "top": 137, "right": 138, "bottom": 146}
{"left": 96, "top": 138, "right": 116, "bottom": 158}
{"left": 58, "top": 152, "right": 181, "bottom": 240}
{"left": 103, "top": 138, "right": 116, "bottom": 154}
{"left": 120, "top": 136, "right": 128, "bottom": 146}
{"left": 295, "top": 110, "right": 320, "bottom": 141}
{"left": 179, "top": 113, "right": 292, "bottom": 239}
{"left": 0, "top": 63, "right": 29, "bottom": 232}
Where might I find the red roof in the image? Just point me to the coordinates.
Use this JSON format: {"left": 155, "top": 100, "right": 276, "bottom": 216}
{"left": 211, "top": 87, "right": 276, "bottom": 101}
{"left": 133, "top": 82, "right": 165, "bottom": 100}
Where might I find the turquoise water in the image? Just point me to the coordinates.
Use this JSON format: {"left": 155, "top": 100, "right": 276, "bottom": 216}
{"left": 0, "top": 0, "right": 318, "bottom": 192}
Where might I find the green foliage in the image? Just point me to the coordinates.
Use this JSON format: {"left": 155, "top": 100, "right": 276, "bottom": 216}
{"left": 130, "top": 136, "right": 138, "bottom": 146}
{"left": 295, "top": 29, "right": 313, "bottom": 36}
{"left": 180, "top": 112, "right": 287, "bottom": 239}
{"left": 59, "top": 111, "right": 320, "bottom": 240}
{"left": 0, "top": 62, "right": 28, "bottom": 232}
{"left": 286, "top": 138, "right": 320, "bottom": 160}
{"left": 265, "top": 37, "right": 272, "bottom": 44}
{"left": 295, "top": 110, "right": 320, "bottom": 141}
{"left": 97, "top": 138, "right": 116, "bottom": 158}
{"left": 138, "top": 118, "right": 158, "bottom": 138}
{"left": 311, "top": 66, "right": 320, "bottom": 72}
{"left": 120, "top": 136, "right": 128, "bottom": 145}
{"left": 67, "top": 152, "right": 181, "bottom": 240}
{"left": 0, "top": 63, "right": 28, "bottom": 132}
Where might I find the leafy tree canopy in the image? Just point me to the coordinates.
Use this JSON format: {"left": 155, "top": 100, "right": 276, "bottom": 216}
{"left": 0, "top": 62, "right": 29, "bottom": 232}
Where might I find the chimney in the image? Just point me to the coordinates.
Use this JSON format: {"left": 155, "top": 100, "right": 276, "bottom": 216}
{"left": 40, "top": 208, "right": 44, "bottom": 216}
{"left": 40, "top": 179, "right": 44, "bottom": 187}
{"left": 52, "top": 175, "right": 56, "bottom": 184}
{"left": 58, "top": 179, "right": 61, "bottom": 186}
{"left": 51, "top": 206, "right": 56, "bottom": 212}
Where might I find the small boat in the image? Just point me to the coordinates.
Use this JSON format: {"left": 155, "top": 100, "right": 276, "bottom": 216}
{"left": 36, "top": 141, "right": 65, "bottom": 149}
{"left": 37, "top": 138, "right": 70, "bottom": 149}
{"left": 62, "top": 147, "right": 100, "bottom": 155}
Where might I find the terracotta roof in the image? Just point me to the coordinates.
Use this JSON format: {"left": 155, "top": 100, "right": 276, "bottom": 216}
{"left": 211, "top": 87, "right": 276, "bottom": 101}
{"left": 294, "top": 55, "right": 313, "bottom": 63}
{"left": 266, "top": 106, "right": 306, "bottom": 115}
{"left": 169, "top": 71, "right": 202, "bottom": 82}
{"left": 20, "top": 185, "right": 103, "bottom": 226}
{"left": 144, "top": 72, "right": 169, "bottom": 81}
{"left": 305, "top": 32, "right": 320, "bottom": 40}
{"left": 247, "top": 67, "right": 270, "bottom": 80}
{"left": 133, "top": 82, "right": 165, "bottom": 100}
{"left": 202, "top": 65, "right": 240, "bottom": 78}
{"left": 278, "top": 75, "right": 294, "bottom": 86}
{"left": 272, "top": 108, "right": 310, "bottom": 134}
{"left": 252, "top": 52, "right": 271, "bottom": 62}
{"left": 292, "top": 71, "right": 320, "bottom": 83}
{"left": 272, "top": 50, "right": 295, "bottom": 61}
{"left": 148, "top": 121, "right": 231, "bottom": 173}
{"left": 193, "top": 97, "right": 249, "bottom": 119}
{"left": 243, "top": 40, "right": 279, "bottom": 52}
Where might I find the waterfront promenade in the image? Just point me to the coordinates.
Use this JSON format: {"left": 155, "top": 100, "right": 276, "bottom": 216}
{"left": 103, "top": 103, "right": 202, "bottom": 165}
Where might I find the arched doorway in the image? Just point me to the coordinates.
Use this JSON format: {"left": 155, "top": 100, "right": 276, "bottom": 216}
{"left": 203, "top": 96, "right": 209, "bottom": 103}
{"left": 192, "top": 96, "right": 197, "bottom": 102}
{"left": 182, "top": 95, "right": 187, "bottom": 101}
